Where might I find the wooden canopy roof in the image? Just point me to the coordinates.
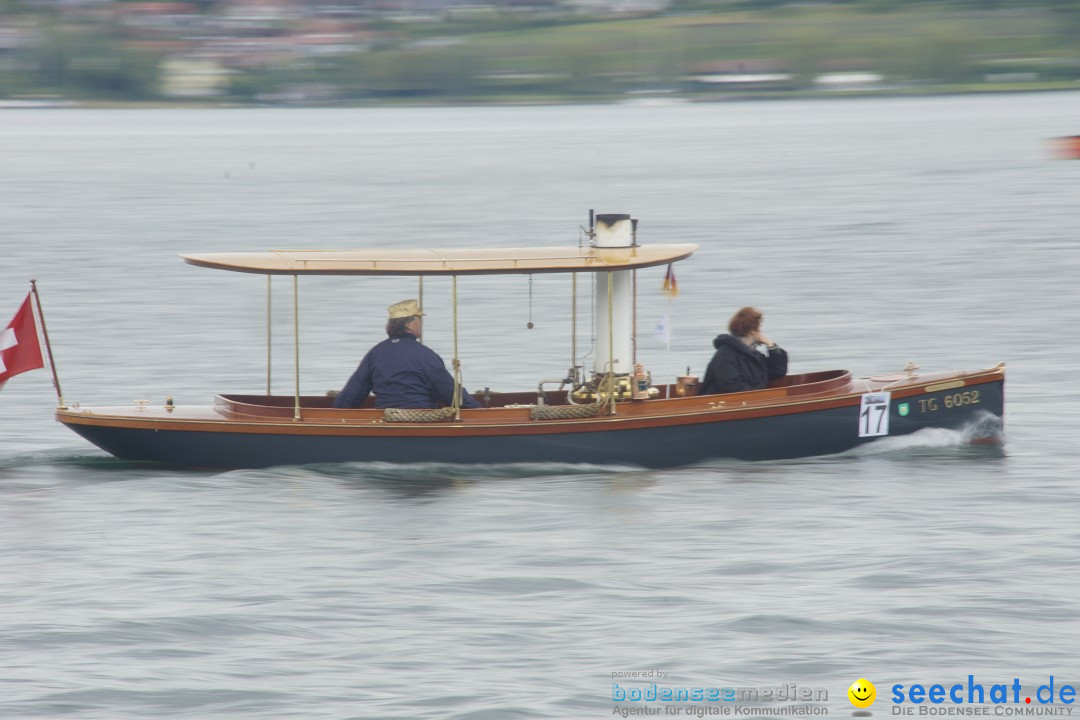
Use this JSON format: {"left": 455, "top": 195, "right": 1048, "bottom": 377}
{"left": 181, "top": 244, "right": 697, "bottom": 276}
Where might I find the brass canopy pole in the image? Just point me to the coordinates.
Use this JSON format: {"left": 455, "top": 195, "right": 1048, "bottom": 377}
{"left": 607, "top": 271, "right": 615, "bottom": 415}
{"left": 451, "top": 275, "right": 462, "bottom": 420}
{"left": 266, "top": 274, "right": 272, "bottom": 397}
{"left": 292, "top": 274, "right": 300, "bottom": 421}
{"left": 570, "top": 273, "right": 577, "bottom": 378}
{"left": 418, "top": 276, "right": 424, "bottom": 343}
{"left": 29, "top": 280, "right": 64, "bottom": 408}
{"left": 632, "top": 269, "right": 637, "bottom": 366}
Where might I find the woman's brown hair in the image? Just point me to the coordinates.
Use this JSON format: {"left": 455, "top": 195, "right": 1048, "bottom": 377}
{"left": 728, "top": 307, "right": 763, "bottom": 337}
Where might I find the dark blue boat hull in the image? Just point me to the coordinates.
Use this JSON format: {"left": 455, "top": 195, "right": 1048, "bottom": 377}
{"left": 61, "top": 380, "right": 1004, "bottom": 469}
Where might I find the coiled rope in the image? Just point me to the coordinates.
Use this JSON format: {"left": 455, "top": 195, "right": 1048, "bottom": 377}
{"left": 384, "top": 406, "right": 457, "bottom": 423}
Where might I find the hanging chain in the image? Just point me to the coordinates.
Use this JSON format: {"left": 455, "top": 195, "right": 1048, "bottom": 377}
{"left": 527, "top": 274, "right": 534, "bottom": 329}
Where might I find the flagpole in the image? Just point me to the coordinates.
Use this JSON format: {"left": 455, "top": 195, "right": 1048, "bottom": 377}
{"left": 29, "top": 280, "right": 65, "bottom": 408}
{"left": 660, "top": 297, "right": 669, "bottom": 390}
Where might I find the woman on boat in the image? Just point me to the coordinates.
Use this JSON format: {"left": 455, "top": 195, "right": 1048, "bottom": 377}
{"left": 332, "top": 299, "right": 481, "bottom": 410}
{"left": 700, "top": 307, "right": 788, "bottom": 395}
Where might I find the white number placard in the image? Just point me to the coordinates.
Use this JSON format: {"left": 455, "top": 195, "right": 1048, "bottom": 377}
{"left": 859, "top": 392, "right": 891, "bottom": 437}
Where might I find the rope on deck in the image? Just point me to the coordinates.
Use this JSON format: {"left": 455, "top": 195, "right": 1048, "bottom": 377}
{"left": 530, "top": 403, "right": 602, "bottom": 421}
{"left": 383, "top": 407, "right": 458, "bottom": 423}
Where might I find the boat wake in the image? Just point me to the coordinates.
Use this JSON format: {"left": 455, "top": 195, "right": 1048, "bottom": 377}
{"left": 0, "top": 447, "right": 184, "bottom": 497}
{"left": 850, "top": 411, "right": 1004, "bottom": 458}
{"left": 0, "top": 447, "right": 117, "bottom": 471}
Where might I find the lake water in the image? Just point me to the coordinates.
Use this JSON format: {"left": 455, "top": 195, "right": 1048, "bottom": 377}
{"left": 2, "top": 94, "right": 1079, "bottom": 719}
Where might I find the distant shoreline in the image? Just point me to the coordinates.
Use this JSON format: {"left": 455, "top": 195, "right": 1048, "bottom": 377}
{"left": 4, "top": 82, "right": 1078, "bottom": 110}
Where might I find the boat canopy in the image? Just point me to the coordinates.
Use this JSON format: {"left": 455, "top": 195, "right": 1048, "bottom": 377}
{"left": 181, "top": 244, "right": 698, "bottom": 276}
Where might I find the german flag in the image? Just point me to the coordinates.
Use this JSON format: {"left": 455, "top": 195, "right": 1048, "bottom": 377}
{"left": 661, "top": 264, "right": 678, "bottom": 298}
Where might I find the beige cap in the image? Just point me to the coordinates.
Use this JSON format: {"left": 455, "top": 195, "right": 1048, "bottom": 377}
{"left": 387, "top": 299, "right": 424, "bottom": 319}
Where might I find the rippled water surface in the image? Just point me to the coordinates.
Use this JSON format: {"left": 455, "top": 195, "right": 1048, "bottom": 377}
{"left": 2, "top": 95, "right": 1080, "bottom": 719}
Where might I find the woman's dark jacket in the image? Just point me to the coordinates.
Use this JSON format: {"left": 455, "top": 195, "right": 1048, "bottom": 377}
{"left": 700, "top": 334, "right": 789, "bottom": 395}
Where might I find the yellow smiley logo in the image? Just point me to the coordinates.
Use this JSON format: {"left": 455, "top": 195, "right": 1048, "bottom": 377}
{"left": 848, "top": 678, "right": 876, "bottom": 708}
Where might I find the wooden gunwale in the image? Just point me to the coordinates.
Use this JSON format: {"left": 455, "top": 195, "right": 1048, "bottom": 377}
{"left": 210, "top": 370, "right": 852, "bottom": 421}
{"left": 56, "top": 367, "right": 1004, "bottom": 437}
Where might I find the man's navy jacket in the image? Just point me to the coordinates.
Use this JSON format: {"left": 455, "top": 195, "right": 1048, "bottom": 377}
{"left": 332, "top": 333, "right": 481, "bottom": 409}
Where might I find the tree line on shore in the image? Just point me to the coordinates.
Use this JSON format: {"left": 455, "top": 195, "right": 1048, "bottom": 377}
{"left": 2, "top": 0, "right": 1079, "bottom": 103}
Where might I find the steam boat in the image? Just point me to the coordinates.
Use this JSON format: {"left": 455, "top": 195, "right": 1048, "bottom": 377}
{"left": 55, "top": 213, "right": 1005, "bottom": 469}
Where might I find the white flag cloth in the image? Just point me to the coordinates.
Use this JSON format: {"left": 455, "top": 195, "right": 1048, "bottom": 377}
{"left": 653, "top": 307, "right": 671, "bottom": 351}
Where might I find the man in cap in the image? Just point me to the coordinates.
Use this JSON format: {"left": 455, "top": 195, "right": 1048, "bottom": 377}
{"left": 332, "top": 299, "right": 481, "bottom": 410}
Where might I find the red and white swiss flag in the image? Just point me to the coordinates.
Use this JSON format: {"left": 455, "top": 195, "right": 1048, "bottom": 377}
{"left": 0, "top": 292, "right": 44, "bottom": 388}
